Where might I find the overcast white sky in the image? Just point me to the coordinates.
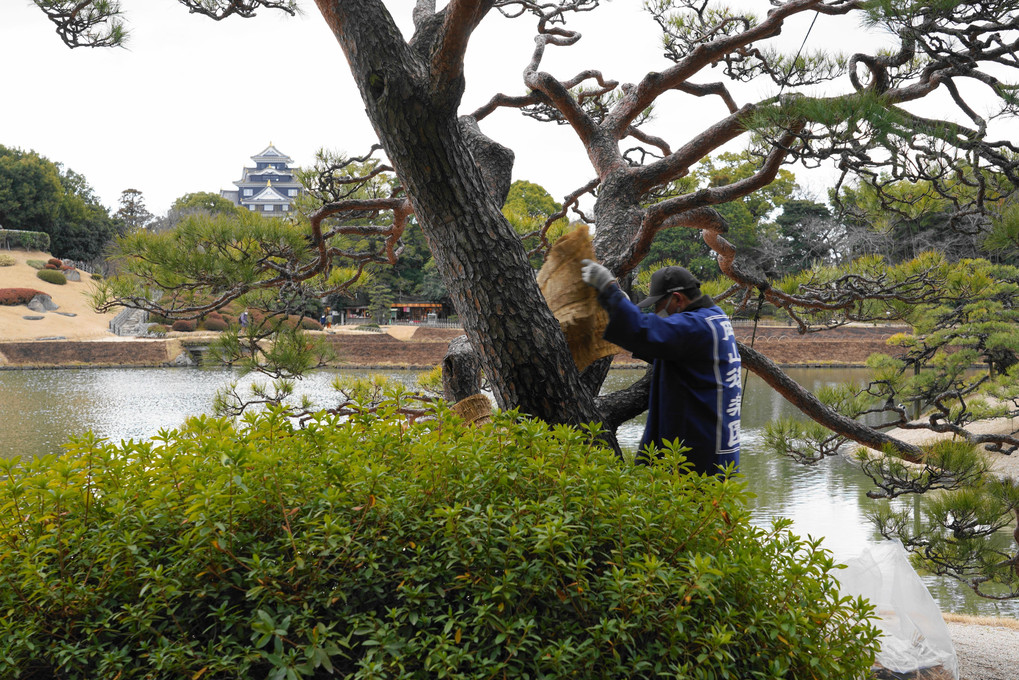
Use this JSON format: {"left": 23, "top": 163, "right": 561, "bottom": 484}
{"left": 3, "top": 1, "right": 672, "bottom": 216}
{"left": 3, "top": 1, "right": 992, "bottom": 218}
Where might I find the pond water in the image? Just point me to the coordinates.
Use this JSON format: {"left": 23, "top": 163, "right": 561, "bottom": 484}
{"left": 1, "top": 365, "right": 1017, "bottom": 618}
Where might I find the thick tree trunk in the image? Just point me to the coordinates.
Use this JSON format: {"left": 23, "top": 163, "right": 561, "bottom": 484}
{"left": 595, "top": 366, "right": 652, "bottom": 433}
{"left": 316, "top": 0, "right": 607, "bottom": 432}
{"left": 442, "top": 335, "right": 483, "bottom": 403}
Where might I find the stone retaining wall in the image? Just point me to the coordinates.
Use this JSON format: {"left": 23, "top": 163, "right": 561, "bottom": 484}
{"left": 0, "top": 324, "right": 911, "bottom": 370}
{"left": 0, "top": 340, "right": 172, "bottom": 368}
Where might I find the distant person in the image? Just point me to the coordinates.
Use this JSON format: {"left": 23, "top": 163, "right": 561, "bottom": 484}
{"left": 581, "top": 260, "right": 741, "bottom": 475}
{"left": 239, "top": 310, "right": 249, "bottom": 329}
{"left": 324, "top": 307, "right": 332, "bottom": 329}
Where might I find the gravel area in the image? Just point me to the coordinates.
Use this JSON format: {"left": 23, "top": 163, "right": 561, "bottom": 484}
{"left": 947, "top": 619, "right": 1019, "bottom": 680}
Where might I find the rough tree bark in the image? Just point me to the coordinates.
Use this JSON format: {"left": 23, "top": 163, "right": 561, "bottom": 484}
{"left": 442, "top": 335, "right": 483, "bottom": 403}
{"left": 314, "top": 0, "right": 608, "bottom": 434}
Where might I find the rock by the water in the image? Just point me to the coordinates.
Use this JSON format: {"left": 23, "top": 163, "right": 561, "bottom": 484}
{"left": 27, "top": 294, "right": 58, "bottom": 312}
{"left": 22, "top": 315, "right": 45, "bottom": 320}
{"left": 168, "top": 351, "right": 197, "bottom": 367}
{"left": 64, "top": 270, "right": 81, "bottom": 282}
{"left": 54, "top": 311, "right": 77, "bottom": 317}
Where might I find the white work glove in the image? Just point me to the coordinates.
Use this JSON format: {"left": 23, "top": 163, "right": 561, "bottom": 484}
{"left": 580, "top": 259, "right": 615, "bottom": 293}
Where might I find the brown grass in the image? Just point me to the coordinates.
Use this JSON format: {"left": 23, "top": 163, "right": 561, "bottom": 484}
{"left": 943, "top": 612, "right": 1019, "bottom": 630}
{"left": 0, "top": 249, "right": 119, "bottom": 341}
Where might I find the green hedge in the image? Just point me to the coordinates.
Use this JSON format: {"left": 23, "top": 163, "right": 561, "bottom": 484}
{"left": 0, "top": 406, "right": 879, "bottom": 680}
{"left": 0, "top": 229, "right": 50, "bottom": 252}
{"left": 35, "top": 269, "right": 67, "bottom": 285}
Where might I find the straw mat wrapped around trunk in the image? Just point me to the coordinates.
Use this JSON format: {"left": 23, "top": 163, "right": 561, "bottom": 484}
{"left": 451, "top": 393, "right": 493, "bottom": 425}
{"left": 536, "top": 226, "right": 620, "bottom": 372}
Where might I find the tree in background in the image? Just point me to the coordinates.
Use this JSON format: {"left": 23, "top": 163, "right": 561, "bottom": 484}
{"left": 501, "top": 179, "right": 571, "bottom": 267}
{"left": 644, "top": 153, "right": 799, "bottom": 280}
{"left": 984, "top": 202, "right": 1019, "bottom": 265}
{"left": 114, "top": 188, "right": 153, "bottom": 232}
{"left": 38, "top": 0, "right": 1019, "bottom": 597}
{"left": 145, "top": 191, "right": 243, "bottom": 233}
{"left": 0, "top": 146, "right": 63, "bottom": 233}
{"left": 0, "top": 145, "right": 118, "bottom": 260}
{"left": 837, "top": 178, "right": 995, "bottom": 264}
{"left": 170, "top": 191, "right": 241, "bottom": 215}
{"left": 773, "top": 198, "right": 840, "bottom": 272}
{"left": 367, "top": 280, "right": 394, "bottom": 325}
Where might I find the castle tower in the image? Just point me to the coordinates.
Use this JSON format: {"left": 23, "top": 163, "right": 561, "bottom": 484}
{"left": 220, "top": 143, "right": 304, "bottom": 214}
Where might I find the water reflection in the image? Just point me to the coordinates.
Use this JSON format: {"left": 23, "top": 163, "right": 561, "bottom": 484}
{"left": 1, "top": 365, "right": 1017, "bottom": 617}
{"left": 607, "top": 366, "right": 1019, "bottom": 619}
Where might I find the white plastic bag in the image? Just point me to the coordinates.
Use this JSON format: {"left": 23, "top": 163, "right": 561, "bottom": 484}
{"left": 835, "top": 540, "right": 959, "bottom": 680}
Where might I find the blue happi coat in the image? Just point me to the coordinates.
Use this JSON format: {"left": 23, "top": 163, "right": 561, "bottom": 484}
{"left": 600, "top": 284, "right": 741, "bottom": 475}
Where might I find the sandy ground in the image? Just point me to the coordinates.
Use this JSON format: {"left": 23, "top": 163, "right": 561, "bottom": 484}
{"left": 945, "top": 615, "right": 1019, "bottom": 680}
{"left": 0, "top": 250, "right": 120, "bottom": 341}
{"left": 859, "top": 415, "right": 1019, "bottom": 480}
{"left": 0, "top": 252, "right": 421, "bottom": 345}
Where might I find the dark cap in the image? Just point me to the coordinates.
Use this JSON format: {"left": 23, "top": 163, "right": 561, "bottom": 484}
{"left": 636, "top": 266, "right": 700, "bottom": 308}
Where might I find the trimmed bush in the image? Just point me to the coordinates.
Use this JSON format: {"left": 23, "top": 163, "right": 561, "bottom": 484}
{"left": 170, "top": 319, "right": 197, "bottom": 332}
{"left": 299, "top": 315, "right": 323, "bottom": 331}
{"left": 0, "top": 253, "right": 15, "bottom": 267}
{"left": 43, "top": 263, "right": 60, "bottom": 270}
{"left": 202, "top": 318, "right": 228, "bottom": 332}
{"left": 25, "top": 259, "right": 46, "bottom": 270}
{"left": 36, "top": 269, "right": 67, "bottom": 285}
{"left": 47, "top": 257, "right": 63, "bottom": 266}
{"left": 0, "top": 287, "right": 45, "bottom": 305}
{"left": 0, "top": 407, "right": 879, "bottom": 680}
{"left": 247, "top": 313, "right": 323, "bottom": 333}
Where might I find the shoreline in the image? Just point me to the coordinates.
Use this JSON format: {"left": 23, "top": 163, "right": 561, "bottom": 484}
{"left": 0, "top": 359, "right": 883, "bottom": 371}
{"left": 0, "top": 323, "right": 910, "bottom": 371}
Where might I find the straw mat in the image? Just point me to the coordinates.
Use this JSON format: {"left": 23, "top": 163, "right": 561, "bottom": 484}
{"left": 451, "top": 393, "right": 493, "bottom": 425}
{"left": 537, "top": 226, "right": 620, "bottom": 372}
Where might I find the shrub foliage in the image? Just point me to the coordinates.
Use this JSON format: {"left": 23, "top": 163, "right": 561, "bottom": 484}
{"left": 0, "top": 406, "right": 879, "bottom": 679}
{"left": 35, "top": 269, "right": 67, "bottom": 285}
{"left": 0, "top": 253, "right": 15, "bottom": 267}
{"left": 171, "top": 319, "right": 197, "bottom": 332}
{"left": 299, "top": 315, "right": 323, "bottom": 331}
{"left": 0, "top": 288, "right": 45, "bottom": 305}
{"left": 0, "top": 229, "right": 50, "bottom": 252}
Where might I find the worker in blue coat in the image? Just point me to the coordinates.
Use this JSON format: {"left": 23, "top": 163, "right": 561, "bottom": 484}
{"left": 581, "top": 260, "right": 741, "bottom": 475}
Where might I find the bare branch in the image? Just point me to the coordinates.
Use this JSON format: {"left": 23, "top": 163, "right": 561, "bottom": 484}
{"left": 740, "top": 342, "right": 924, "bottom": 462}
{"left": 179, "top": 0, "right": 299, "bottom": 21}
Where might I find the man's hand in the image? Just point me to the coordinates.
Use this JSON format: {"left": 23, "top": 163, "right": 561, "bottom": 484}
{"left": 581, "top": 259, "right": 615, "bottom": 292}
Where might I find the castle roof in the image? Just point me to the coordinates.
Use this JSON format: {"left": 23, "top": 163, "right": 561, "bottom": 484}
{"left": 251, "top": 143, "right": 292, "bottom": 164}
{"left": 248, "top": 183, "right": 291, "bottom": 204}
{"left": 251, "top": 166, "right": 287, "bottom": 176}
